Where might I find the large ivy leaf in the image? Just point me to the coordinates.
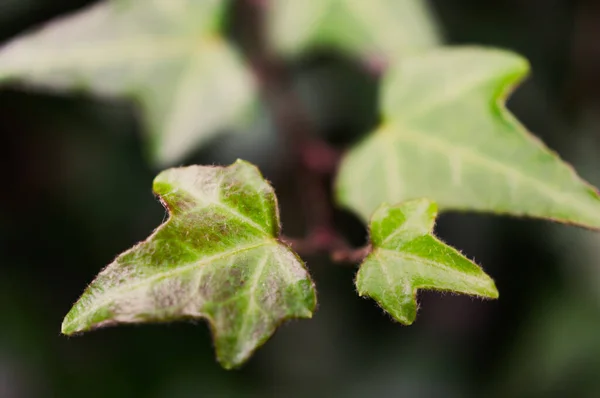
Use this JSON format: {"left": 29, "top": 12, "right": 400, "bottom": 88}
{"left": 0, "top": 0, "right": 256, "bottom": 166}
{"left": 61, "top": 160, "right": 316, "bottom": 369}
{"left": 336, "top": 47, "right": 600, "bottom": 228}
{"left": 269, "top": 0, "right": 440, "bottom": 58}
{"left": 356, "top": 199, "right": 498, "bottom": 324}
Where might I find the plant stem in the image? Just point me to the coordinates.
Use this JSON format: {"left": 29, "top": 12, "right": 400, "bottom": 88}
{"left": 242, "top": 0, "right": 368, "bottom": 264}
{"left": 281, "top": 234, "right": 371, "bottom": 265}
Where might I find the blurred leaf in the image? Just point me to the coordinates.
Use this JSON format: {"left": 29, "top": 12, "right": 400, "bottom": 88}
{"left": 62, "top": 160, "right": 316, "bottom": 369}
{"left": 356, "top": 199, "right": 497, "bottom": 324}
{"left": 336, "top": 47, "right": 600, "bottom": 228}
{"left": 269, "top": 0, "right": 440, "bottom": 59}
{"left": 0, "top": 0, "right": 256, "bottom": 166}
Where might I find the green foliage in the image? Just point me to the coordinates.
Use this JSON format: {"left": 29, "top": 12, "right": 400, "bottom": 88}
{"left": 269, "top": 0, "right": 440, "bottom": 57}
{"left": 336, "top": 47, "right": 600, "bottom": 228}
{"left": 0, "top": 0, "right": 598, "bottom": 371}
{"left": 62, "top": 160, "right": 316, "bottom": 369}
{"left": 357, "top": 199, "right": 497, "bottom": 324}
{"left": 0, "top": 0, "right": 256, "bottom": 166}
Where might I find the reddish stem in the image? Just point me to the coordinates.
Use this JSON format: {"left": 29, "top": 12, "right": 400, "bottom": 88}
{"left": 243, "top": 0, "right": 366, "bottom": 264}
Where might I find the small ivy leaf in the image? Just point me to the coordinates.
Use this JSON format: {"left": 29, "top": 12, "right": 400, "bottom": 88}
{"left": 356, "top": 199, "right": 498, "bottom": 324}
{"left": 61, "top": 160, "right": 316, "bottom": 369}
{"left": 269, "top": 0, "right": 440, "bottom": 59}
{"left": 336, "top": 47, "right": 600, "bottom": 229}
{"left": 0, "top": 0, "right": 257, "bottom": 166}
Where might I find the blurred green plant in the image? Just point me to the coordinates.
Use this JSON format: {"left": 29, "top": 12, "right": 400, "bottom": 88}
{"left": 1, "top": 0, "right": 600, "bottom": 369}
{"left": 336, "top": 47, "right": 600, "bottom": 227}
{"left": 0, "top": 0, "right": 256, "bottom": 165}
{"left": 268, "top": 0, "right": 440, "bottom": 58}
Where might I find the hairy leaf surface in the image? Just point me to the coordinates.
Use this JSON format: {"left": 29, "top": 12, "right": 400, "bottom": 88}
{"left": 269, "top": 0, "right": 440, "bottom": 58}
{"left": 62, "top": 160, "right": 316, "bottom": 369}
{"left": 336, "top": 47, "right": 600, "bottom": 228}
{"left": 0, "top": 0, "right": 256, "bottom": 165}
{"left": 357, "top": 199, "right": 498, "bottom": 324}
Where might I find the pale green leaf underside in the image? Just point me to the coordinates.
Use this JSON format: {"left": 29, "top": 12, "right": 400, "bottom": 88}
{"left": 357, "top": 199, "right": 497, "bottom": 324}
{"left": 269, "top": 0, "right": 440, "bottom": 58}
{"left": 0, "top": 0, "right": 256, "bottom": 166}
{"left": 336, "top": 47, "right": 600, "bottom": 228}
{"left": 61, "top": 160, "right": 316, "bottom": 369}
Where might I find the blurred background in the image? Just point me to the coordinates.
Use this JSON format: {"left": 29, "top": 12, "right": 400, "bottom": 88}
{"left": 1, "top": 0, "right": 600, "bottom": 397}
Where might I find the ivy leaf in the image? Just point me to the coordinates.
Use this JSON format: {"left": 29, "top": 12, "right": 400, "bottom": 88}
{"left": 61, "top": 160, "right": 316, "bottom": 369}
{"left": 356, "top": 199, "right": 498, "bottom": 324}
{"left": 336, "top": 47, "right": 600, "bottom": 228}
{"left": 269, "top": 0, "right": 440, "bottom": 59}
{"left": 0, "top": 0, "right": 256, "bottom": 166}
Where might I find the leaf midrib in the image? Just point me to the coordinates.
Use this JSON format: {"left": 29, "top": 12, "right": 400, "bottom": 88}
{"left": 63, "top": 240, "right": 275, "bottom": 330}
{"left": 169, "top": 187, "right": 270, "bottom": 237}
{"left": 0, "top": 36, "right": 196, "bottom": 76}
{"left": 377, "top": 124, "right": 600, "bottom": 223}
{"left": 237, "top": 251, "right": 272, "bottom": 347}
{"left": 385, "top": 62, "right": 524, "bottom": 120}
{"left": 212, "top": 200, "right": 270, "bottom": 237}
{"left": 375, "top": 247, "right": 491, "bottom": 288}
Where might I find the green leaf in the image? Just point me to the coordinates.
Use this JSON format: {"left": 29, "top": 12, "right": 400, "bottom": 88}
{"left": 0, "top": 0, "right": 256, "bottom": 166}
{"left": 61, "top": 160, "right": 316, "bottom": 369}
{"left": 336, "top": 47, "right": 600, "bottom": 228}
{"left": 356, "top": 199, "right": 498, "bottom": 324}
{"left": 269, "top": 0, "right": 440, "bottom": 58}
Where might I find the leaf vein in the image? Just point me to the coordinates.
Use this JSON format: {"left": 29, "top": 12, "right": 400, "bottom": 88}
{"left": 67, "top": 240, "right": 274, "bottom": 327}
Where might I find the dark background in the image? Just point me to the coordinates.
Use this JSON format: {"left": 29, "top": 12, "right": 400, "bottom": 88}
{"left": 1, "top": 0, "right": 600, "bottom": 397}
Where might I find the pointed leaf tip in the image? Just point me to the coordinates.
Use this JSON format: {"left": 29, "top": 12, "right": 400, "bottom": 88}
{"left": 336, "top": 46, "right": 600, "bottom": 229}
{"left": 357, "top": 199, "right": 498, "bottom": 324}
{"left": 0, "top": 0, "right": 257, "bottom": 166}
{"left": 62, "top": 160, "right": 316, "bottom": 368}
